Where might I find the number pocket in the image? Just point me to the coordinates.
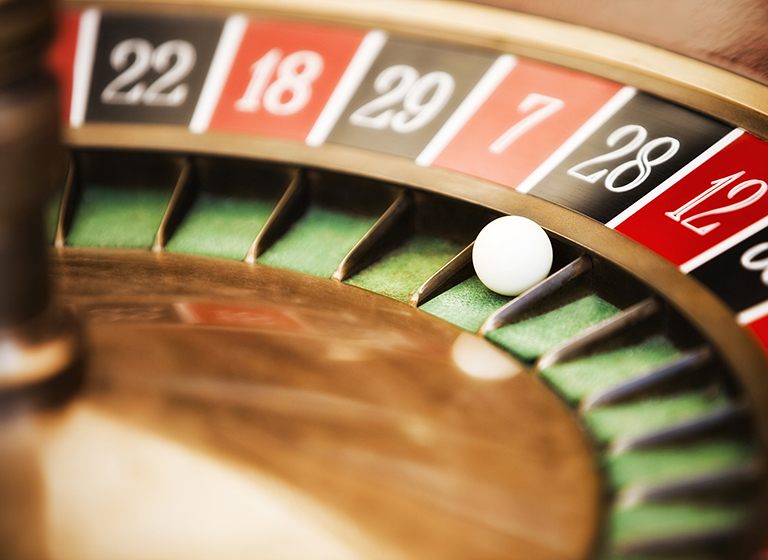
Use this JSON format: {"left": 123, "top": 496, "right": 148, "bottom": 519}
{"left": 101, "top": 38, "right": 197, "bottom": 107}
{"left": 666, "top": 172, "right": 767, "bottom": 236}
{"left": 567, "top": 124, "right": 680, "bottom": 191}
{"left": 741, "top": 242, "right": 768, "bottom": 285}
{"left": 349, "top": 65, "right": 454, "bottom": 133}
{"left": 489, "top": 93, "right": 564, "bottom": 154}
{"left": 235, "top": 49, "right": 324, "bottom": 115}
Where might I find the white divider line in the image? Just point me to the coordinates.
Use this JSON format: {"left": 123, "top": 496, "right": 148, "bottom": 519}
{"left": 737, "top": 299, "right": 768, "bottom": 326}
{"left": 69, "top": 8, "right": 101, "bottom": 128}
{"left": 189, "top": 14, "right": 248, "bottom": 134}
{"left": 606, "top": 128, "right": 744, "bottom": 229}
{"left": 305, "top": 30, "right": 387, "bottom": 147}
{"left": 516, "top": 86, "right": 636, "bottom": 194}
{"left": 415, "top": 54, "right": 516, "bottom": 167}
{"left": 679, "top": 213, "right": 768, "bottom": 274}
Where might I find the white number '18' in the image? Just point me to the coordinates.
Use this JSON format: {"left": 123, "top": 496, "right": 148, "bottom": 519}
{"left": 349, "top": 65, "right": 455, "bottom": 133}
{"left": 567, "top": 124, "right": 680, "bottom": 192}
{"left": 101, "top": 39, "right": 196, "bottom": 107}
{"left": 235, "top": 48, "right": 324, "bottom": 115}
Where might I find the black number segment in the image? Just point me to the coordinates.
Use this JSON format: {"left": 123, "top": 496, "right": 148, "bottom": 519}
{"left": 325, "top": 37, "right": 498, "bottom": 159}
{"left": 691, "top": 224, "right": 768, "bottom": 314}
{"left": 86, "top": 14, "right": 225, "bottom": 125}
{"left": 529, "top": 93, "right": 731, "bottom": 224}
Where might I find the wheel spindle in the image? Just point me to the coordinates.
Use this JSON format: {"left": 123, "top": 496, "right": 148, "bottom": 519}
{"left": 0, "top": 0, "right": 81, "bottom": 405}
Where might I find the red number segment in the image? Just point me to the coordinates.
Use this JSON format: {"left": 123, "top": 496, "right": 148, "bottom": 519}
{"left": 208, "top": 20, "right": 365, "bottom": 140}
{"left": 615, "top": 134, "right": 768, "bottom": 267}
{"left": 430, "top": 59, "right": 622, "bottom": 188}
{"left": 47, "top": 11, "right": 81, "bottom": 123}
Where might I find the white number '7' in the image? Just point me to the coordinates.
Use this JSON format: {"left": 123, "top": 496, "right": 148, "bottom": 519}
{"left": 489, "top": 93, "right": 564, "bottom": 154}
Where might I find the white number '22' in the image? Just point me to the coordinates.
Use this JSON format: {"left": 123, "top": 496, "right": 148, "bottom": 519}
{"left": 101, "top": 38, "right": 196, "bottom": 107}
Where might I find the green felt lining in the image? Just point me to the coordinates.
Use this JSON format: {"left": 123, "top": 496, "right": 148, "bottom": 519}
{"left": 610, "top": 503, "right": 744, "bottom": 545}
{"left": 257, "top": 206, "right": 377, "bottom": 278}
{"left": 487, "top": 294, "right": 619, "bottom": 361}
{"left": 606, "top": 440, "right": 754, "bottom": 489}
{"left": 166, "top": 195, "right": 275, "bottom": 260}
{"left": 347, "top": 235, "right": 462, "bottom": 302}
{"left": 541, "top": 336, "right": 681, "bottom": 404}
{"left": 421, "top": 275, "right": 511, "bottom": 332}
{"left": 585, "top": 392, "right": 730, "bottom": 444}
{"left": 66, "top": 185, "right": 172, "bottom": 249}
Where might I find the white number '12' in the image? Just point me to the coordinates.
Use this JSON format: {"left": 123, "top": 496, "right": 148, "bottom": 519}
{"left": 101, "top": 39, "right": 196, "bottom": 107}
{"left": 235, "top": 48, "right": 324, "bottom": 115}
{"left": 665, "top": 171, "right": 768, "bottom": 236}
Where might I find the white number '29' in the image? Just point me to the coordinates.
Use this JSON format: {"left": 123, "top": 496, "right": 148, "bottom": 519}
{"left": 350, "top": 65, "right": 455, "bottom": 133}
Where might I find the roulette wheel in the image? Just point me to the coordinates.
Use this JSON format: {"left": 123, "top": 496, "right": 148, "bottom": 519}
{"left": 2, "top": 0, "right": 768, "bottom": 559}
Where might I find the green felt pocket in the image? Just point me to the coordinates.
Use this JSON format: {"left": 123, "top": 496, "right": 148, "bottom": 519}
{"left": 488, "top": 294, "right": 619, "bottom": 361}
{"left": 166, "top": 195, "right": 275, "bottom": 260}
{"left": 67, "top": 185, "right": 172, "bottom": 249}
{"left": 541, "top": 337, "right": 681, "bottom": 404}
{"left": 585, "top": 392, "right": 730, "bottom": 444}
{"left": 610, "top": 503, "right": 744, "bottom": 545}
{"left": 421, "top": 275, "right": 511, "bottom": 332}
{"left": 257, "top": 207, "right": 377, "bottom": 277}
{"left": 347, "top": 235, "right": 461, "bottom": 302}
{"left": 606, "top": 440, "right": 754, "bottom": 489}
